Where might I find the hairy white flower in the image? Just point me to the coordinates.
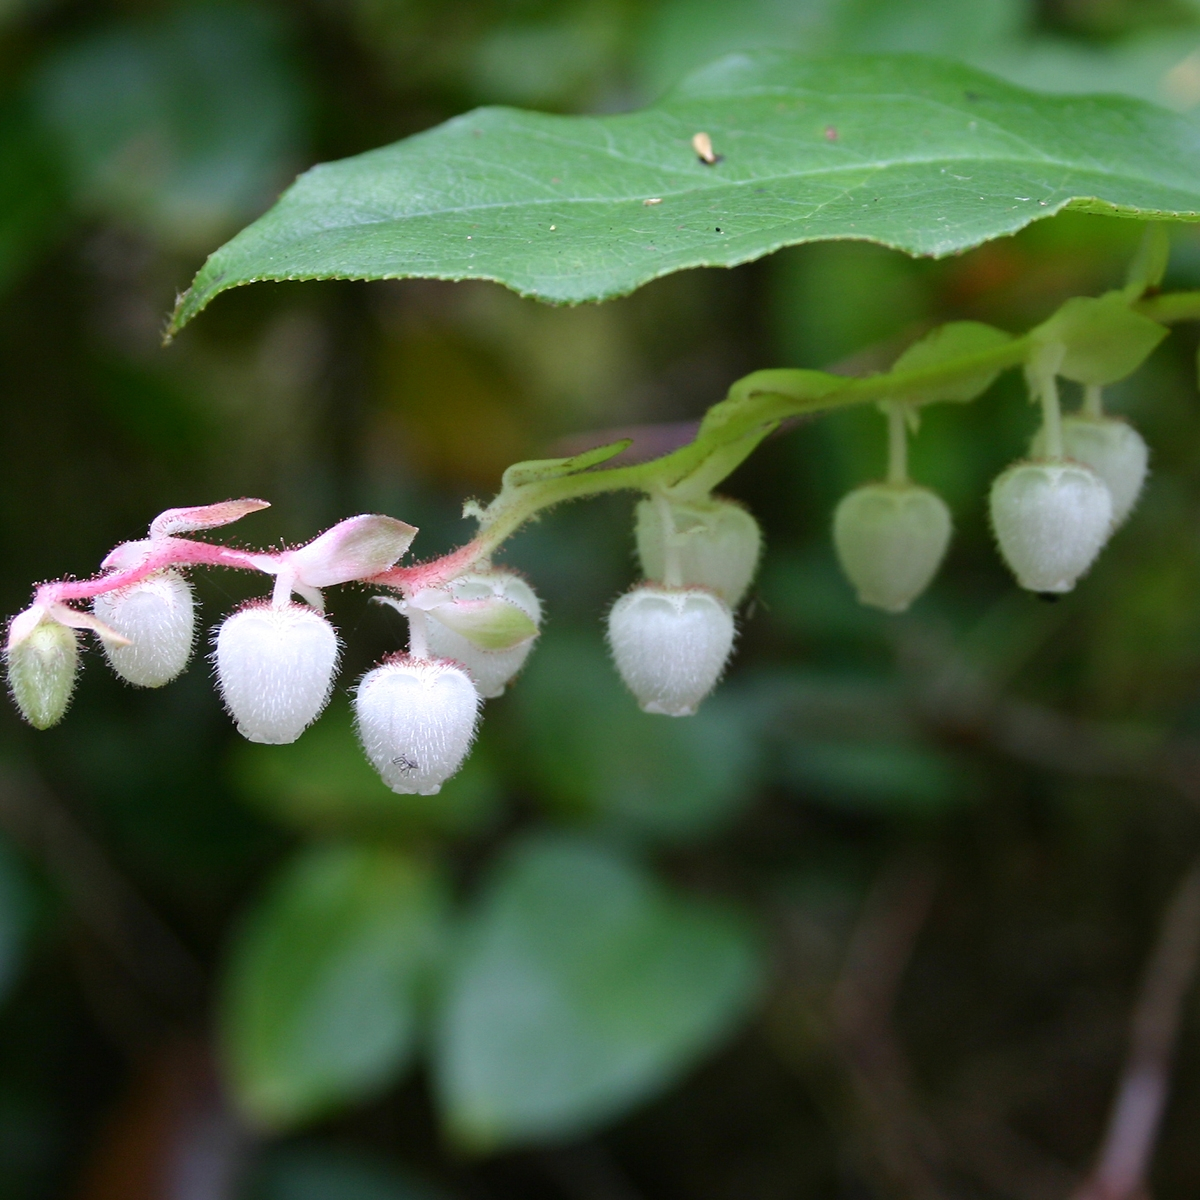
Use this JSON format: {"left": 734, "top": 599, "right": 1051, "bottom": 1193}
{"left": 93, "top": 570, "right": 195, "bottom": 687}
{"left": 424, "top": 571, "right": 542, "bottom": 698}
{"left": 354, "top": 656, "right": 480, "bottom": 794}
{"left": 607, "top": 584, "right": 734, "bottom": 716}
{"left": 215, "top": 603, "right": 339, "bottom": 744}
{"left": 6, "top": 616, "right": 78, "bottom": 729}
{"left": 833, "top": 482, "right": 952, "bottom": 613}
{"left": 990, "top": 460, "right": 1113, "bottom": 593}
{"left": 1031, "top": 415, "right": 1148, "bottom": 529}
{"left": 635, "top": 496, "right": 762, "bottom": 607}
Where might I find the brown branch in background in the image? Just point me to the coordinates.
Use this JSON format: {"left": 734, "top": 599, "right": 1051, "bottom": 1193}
{"left": 828, "top": 853, "right": 948, "bottom": 1200}
{"left": 0, "top": 766, "right": 206, "bottom": 1021}
{"left": 1072, "top": 857, "right": 1200, "bottom": 1200}
{"left": 74, "top": 1040, "right": 255, "bottom": 1200}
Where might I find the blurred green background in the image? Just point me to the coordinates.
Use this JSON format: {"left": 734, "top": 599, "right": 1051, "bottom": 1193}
{"left": 5, "top": 1, "right": 1200, "bottom": 1198}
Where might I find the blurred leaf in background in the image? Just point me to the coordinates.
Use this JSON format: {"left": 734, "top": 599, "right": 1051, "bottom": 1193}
{"left": 30, "top": 3, "right": 306, "bottom": 251}
{"left": 434, "top": 832, "right": 764, "bottom": 1149}
{"left": 248, "top": 1142, "right": 451, "bottom": 1200}
{"left": 221, "top": 843, "right": 447, "bottom": 1130}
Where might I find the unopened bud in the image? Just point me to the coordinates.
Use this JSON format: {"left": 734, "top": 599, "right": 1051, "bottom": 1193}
{"left": 833, "top": 482, "right": 952, "bottom": 613}
{"left": 990, "top": 460, "right": 1113, "bottom": 593}
{"left": 424, "top": 571, "right": 542, "bottom": 699}
{"left": 607, "top": 585, "right": 734, "bottom": 716}
{"left": 7, "top": 616, "right": 79, "bottom": 729}
{"left": 1031, "top": 415, "right": 1148, "bottom": 529}
{"left": 215, "top": 603, "right": 339, "bottom": 744}
{"left": 93, "top": 570, "right": 195, "bottom": 687}
{"left": 354, "top": 656, "right": 480, "bottom": 794}
{"left": 635, "top": 496, "right": 762, "bottom": 606}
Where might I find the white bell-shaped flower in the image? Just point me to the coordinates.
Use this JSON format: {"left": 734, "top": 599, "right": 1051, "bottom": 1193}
{"left": 833, "top": 482, "right": 952, "bottom": 613}
{"left": 354, "top": 656, "right": 480, "bottom": 794}
{"left": 1031, "top": 415, "right": 1148, "bottom": 529}
{"left": 93, "top": 570, "right": 195, "bottom": 687}
{"left": 424, "top": 571, "right": 541, "bottom": 698}
{"left": 215, "top": 603, "right": 339, "bottom": 744}
{"left": 607, "top": 585, "right": 734, "bottom": 716}
{"left": 635, "top": 496, "right": 762, "bottom": 607}
{"left": 990, "top": 460, "right": 1113, "bottom": 594}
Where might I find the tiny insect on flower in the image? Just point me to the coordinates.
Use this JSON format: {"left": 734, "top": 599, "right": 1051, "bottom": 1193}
{"left": 214, "top": 603, "right": 339, "bottom": 744}
{"left": 607, "top": 584, "right": 734, "bottom": 716}
{"left": 93, "top": 570, "right": 196, "bottom": 687}
{"left": 354, "top": 655, "right": 480, "bottom": 794}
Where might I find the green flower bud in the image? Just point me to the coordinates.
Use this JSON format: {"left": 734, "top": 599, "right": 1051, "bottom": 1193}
{"left": 990, "top": 460, "right": 1112, "bottom": 593}
{"left": 833, "top": 483, "right": 952, "bottom": 613}
{"left": 7, "top": 616, "right": 79, "bottom": 729}
{"left": 1030, "top": 414, "right": 1148, "bottom": 529}
{"left": 635, "top": 496, "right": 761, "bottom": 606}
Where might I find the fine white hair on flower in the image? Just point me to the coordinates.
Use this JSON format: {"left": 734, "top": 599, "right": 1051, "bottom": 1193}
{"left": 214, "top": 603, "right": 340, "bottom": 744}
{"left": 354, "top": 656, "right": 480, "bottom": 794}
{"left": 607, "top": 584, "right": 734, "bottom": 717}
{"left": 990, "top": 460, "right": 1113, "bottom": 594}
{"left": 93, "top": 569, "right": 196, "bottom": 688}
{"left": 1030, "top": 415, "right": 1149, "bottom": 530}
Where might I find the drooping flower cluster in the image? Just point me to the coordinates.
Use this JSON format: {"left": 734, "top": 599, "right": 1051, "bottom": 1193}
{"left": 5, "top": 491, "right": 762, "bottom": 794}
{"left": 831, "top": 377, "right": 1149, "bottom": 610}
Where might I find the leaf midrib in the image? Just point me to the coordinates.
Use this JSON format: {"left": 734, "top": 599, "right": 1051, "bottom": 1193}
{"left": 253, "top": 155, "right": 1200, "bottom": 242}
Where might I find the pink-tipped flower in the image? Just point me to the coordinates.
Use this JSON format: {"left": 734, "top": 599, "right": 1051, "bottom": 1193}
{"left": 6, "top": 610, "right": 79, "bottom": 729}
{"left": 93, "top": 570, "right": 196, "bottom": 687}
{"left": 214, "top": 603, "right": 339, "bottom": 744}
{"left": 607, "top": 584, "right": 734, "bottom": 716}
{"left": 354, "top": 656, "right": 480, "bottom": 794}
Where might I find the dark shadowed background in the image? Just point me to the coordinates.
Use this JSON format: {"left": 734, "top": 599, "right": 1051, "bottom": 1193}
{"left": 4, "top": 1, "right": 1200, "bottom": 1198}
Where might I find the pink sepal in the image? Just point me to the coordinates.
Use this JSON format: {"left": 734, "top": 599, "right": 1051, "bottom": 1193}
{"left": 6, "top": 602, "right": 130, "bottom": 653}
{"left": 148, "top": 498, "right": 269, "bottom": 540}
{"left": 285, "top": 515, "right": 418, "bottom": 588}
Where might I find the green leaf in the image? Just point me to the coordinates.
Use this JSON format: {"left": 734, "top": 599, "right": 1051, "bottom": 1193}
{"left": 515, "top": 634, "right": 758, "bottom": 843}
{"left": 220, "top": 843, "right": 446, "bottom": 1130}
{"left": 888, "top": 321, "right": 1014, "bottom": 403}
{"left": 434, "top": 833, "right": 764, "bottom": 1149}
{"left": 1035, "top": 292, "right": 1167, "bottom": 384}
{"left": 173, "top": 52, "right": 1200, "bottom": 331}
{"left": 498, "top": 439, "right": 631, "bottom": 492}
{"left": 426, "top": 596, "right": 538, "bottom": 651}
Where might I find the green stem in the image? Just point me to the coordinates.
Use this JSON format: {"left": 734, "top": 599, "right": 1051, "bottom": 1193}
{"left": 653, "top": 491, "right": 683, "bottom": 587}
{"left": 1039, "top": 372, "right": 1064, "bottom": 460}
{"left": 405, "top": 286, "right": 1200, "bottom": 581}
{"left": 1083, "top": 384, "right": 1105, "bottom": 419}
{"left": 885, "top": 403, "right": 909, "bottom": 485}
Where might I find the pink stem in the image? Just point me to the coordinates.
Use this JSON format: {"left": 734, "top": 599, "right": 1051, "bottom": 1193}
{"left": 369, "top": 540, "right": 487, "bottom": 594}
{"left": 36, "top": 540, "right": 276, "bottom": 606}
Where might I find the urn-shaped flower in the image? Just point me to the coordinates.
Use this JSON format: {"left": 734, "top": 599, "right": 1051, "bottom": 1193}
{"left": 990, "top": 460, "right": 1113, "bottom": 593}
{"left": 607, "top": 584, "right": 734, "bottom": 716}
